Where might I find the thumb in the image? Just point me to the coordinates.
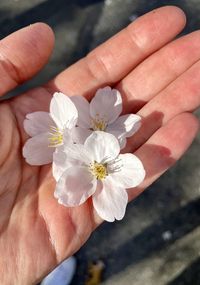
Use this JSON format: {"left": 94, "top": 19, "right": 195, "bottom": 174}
{"left": 0, "top": 23, "right": 54, "bottom": 96}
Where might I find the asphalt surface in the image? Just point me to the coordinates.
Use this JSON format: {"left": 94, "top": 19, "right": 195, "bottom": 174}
{"left": 0, "top": 1, "right": 200, "bottom": 284}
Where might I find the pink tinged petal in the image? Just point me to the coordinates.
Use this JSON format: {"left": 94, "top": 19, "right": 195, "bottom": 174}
{"left": 119, "top": 137, "right": 127, "bottom": 149}
{"left": 50, "top": 92, "right": 78, "bottom": 130}
{"left": 22, "top": 132, "right": 54, "bottom": 165}
{"left": 53, "top": 144, "right": 93, "bottom": 181}
{"left": 110, "top": 153, "right": 145, "bottom": 189}
{"left": 54, "top": 167, "right": 97, "bottom": 206}
{"left": 24, "top": 112, "right": 54, "bottom": 137}
{"left": 63, "top": 129, "right": 73, "bottom": 146}
{"left": 92, "top": 178, "right": 128, "bottom": 222}
{"left": 71, "top": 126, "right": 93, "bottom": 144}
{"left": 90, "top": 86, "right": 122, "bottom": 124}
{"left": 62, "top": 144, "right": 94, "bottom": 165}
{"left": 53, "top": 148, "right": 69, "bottom": 182}
{"left": 70, "top": 96, "right": 91, "bottom": 128}
{"left": 106, "top": 114, "right": 141, "bottom": 146}
{"left": 84, "top": 131, "right": 120, "bottom": 163}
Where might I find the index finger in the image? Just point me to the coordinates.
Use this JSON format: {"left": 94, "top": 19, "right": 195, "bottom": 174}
{"left": 47, "top": 6, "right": 186, "bottom": 97}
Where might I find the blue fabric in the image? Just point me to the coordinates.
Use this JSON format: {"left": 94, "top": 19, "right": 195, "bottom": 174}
{"left": 41, "top": 257, "right": 76, "bottom": 285}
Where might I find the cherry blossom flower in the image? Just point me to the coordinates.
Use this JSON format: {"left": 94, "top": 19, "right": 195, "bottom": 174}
{"left": 71, "top": 86, "right": 141, "bottom": 149}
{"left": 53, "top": 131, "right": 145, "bottom": 222}
{"left": 23, "top": 92, "right": 78, "bottom": 165}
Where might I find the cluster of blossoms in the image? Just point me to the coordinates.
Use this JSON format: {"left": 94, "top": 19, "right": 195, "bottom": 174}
{"left": 23, "top": 87, "right": 145, "bottom": 222}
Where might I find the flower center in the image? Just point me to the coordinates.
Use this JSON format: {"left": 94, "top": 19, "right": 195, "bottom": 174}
{"left": 91, "top": 115, "right": 107, "bottom": 131}
{"left": 48, "top": 126, "right": 63, "bottom": 147}
{"left": 90, "top": 161, "right": 108, "bottom": 180}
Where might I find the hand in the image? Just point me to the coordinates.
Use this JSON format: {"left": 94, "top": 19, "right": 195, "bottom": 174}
{"left": 0, "top": 6, "right": 199, "bottom": 284}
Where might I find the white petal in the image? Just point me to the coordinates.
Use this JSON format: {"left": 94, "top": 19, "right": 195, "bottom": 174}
{"left": 53, "top": 144, "right": 93, "bottom": 181}
{"left": 66, "top": 144, "right": 94, "bottom": 164}
{"left": 106, "top": 114, "right": 141, "bottom": 145}
{"left": 110, "top": 153, "right": 145, "bottom": 188}
{"left": 23, "top": 132, "right": 54, "bottom": 165}
{"left": 52, "top": 148, "right": 68, "bottom": 181}
{"left": 90, "top": 87, "right": 122, "bottom": 124}
{"left": 71, "top": 127, "right": 93, "bottom": 144}
{"left": 63, "top": 129, "right": 73, "bottom": 146}
{"left": 54, "top": 167, "right": 97, "bottom": 206}
{"left": 93, "top": 178, "right": 128, "bottom": 222}
{"left": 50, "top": 92, "right": 78, "bottom": 130}
{"left": 84, "top": 131, "right": 120, "bottom": 163}
{"left": 119, "top": 137, "right": 127, "bottom": 149}
{"left": 70, "top": 96, "right": 91, "bottom": 128}
{"left": 24, "top": 112, "right": 54, "bottom": 137}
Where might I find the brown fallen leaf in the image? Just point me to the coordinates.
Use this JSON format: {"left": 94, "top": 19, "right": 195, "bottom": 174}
{"left": 85, "top": 260, "right": 105, "bottom": 285}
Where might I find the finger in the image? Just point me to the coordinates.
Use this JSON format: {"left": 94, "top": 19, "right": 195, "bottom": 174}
{"left": 128, "top": 112, "right": 199, "bottom": 201}
{"left": 0, "top": 23, "right": 54, "bottom": 96}
{"left": 47, "top": 6, "right": 186, "bottom": 97}
{"left": 128, "top": 58, "right": 200, "bottom": 151}
{"left": 118, "top": 30, "right": 200, "bottom": 112}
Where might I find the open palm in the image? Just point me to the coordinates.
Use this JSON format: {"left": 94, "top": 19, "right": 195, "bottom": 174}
{"left": 0, "top": 6, "right": 199, "bottom": 285}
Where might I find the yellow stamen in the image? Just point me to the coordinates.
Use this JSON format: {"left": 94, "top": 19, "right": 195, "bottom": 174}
{"left": 48, "top": 126, "right": 63, "bottom": 147}
{"left": 91, "top": 115, "right": 107, "bottom": 131}
{"left": 90, "top": 161, "right": 107, "bottom": 180}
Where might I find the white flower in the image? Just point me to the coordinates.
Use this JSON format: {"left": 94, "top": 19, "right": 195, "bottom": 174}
{"left": 71, "top": 86, "right": 141, "bottom": 149}
{"left": 53, "top": 132, "right": 145, "bottom": 222}
{"left": 23, "top": 92, "right": 78, "bottom": 165}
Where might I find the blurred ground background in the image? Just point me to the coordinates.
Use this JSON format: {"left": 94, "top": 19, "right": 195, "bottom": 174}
{"left": 0, "top": 0, "right": 200, "bottom": 284}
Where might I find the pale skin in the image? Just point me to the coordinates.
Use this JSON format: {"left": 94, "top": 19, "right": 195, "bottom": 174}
{"left": 0, "top": 6, "right": 199, "bottom": 284}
